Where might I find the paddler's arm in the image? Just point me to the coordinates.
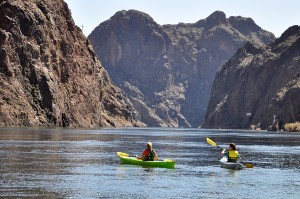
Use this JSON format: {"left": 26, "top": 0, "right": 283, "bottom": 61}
{"left": 154, "top": 151, "right": 158, "bottom": 161}
{"left": 136, "top": 150, "right": 147, "bottom": 160}
{"left": 237, "top": 153, "right": 241, "bottom": 161}
{"left": 221, "top": 149, "right": 226, "bottom": 155}
{"left": 136, "top": 154, "right": 145, "bottom": 160}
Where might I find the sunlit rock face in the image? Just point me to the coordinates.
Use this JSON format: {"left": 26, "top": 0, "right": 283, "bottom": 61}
{"left": 0, "top": 0, "right": 140, "bottom": 127}
{"left": 203, "top": 25, "right": 300, "bottom": 130}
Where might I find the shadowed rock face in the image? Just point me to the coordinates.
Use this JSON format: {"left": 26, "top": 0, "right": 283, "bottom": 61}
{"left": 203, "top": 25, "right": 300, "bottom": 130}
{"left": 88, "top": 10, "right": 275, "bottom": 127}
{"left": 0, "top": 0, "right": 140, "bottom": 127}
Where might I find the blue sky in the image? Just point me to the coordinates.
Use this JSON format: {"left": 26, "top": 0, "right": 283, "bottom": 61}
{"left": 65, "top": 0, "right": 300, "bottom": 37}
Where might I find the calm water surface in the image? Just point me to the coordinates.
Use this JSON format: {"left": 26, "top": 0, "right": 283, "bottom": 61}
{"left": 0, "top": 128, "right": 300, "bottom": 198}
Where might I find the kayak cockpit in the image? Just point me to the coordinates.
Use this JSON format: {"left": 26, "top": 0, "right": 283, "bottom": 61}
{"left": 220, "top": 156, "right": 243, "bottom": 170}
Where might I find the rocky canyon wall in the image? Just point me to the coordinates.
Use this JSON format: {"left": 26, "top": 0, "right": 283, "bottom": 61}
{"left": 203, "top": 26, "right": 300, "bottom": 129}
{"left": 88, "top": 10, "right": 275, "bottom": 127}
{"left": 0, "top": 0, "right": 139, "bottom": 127}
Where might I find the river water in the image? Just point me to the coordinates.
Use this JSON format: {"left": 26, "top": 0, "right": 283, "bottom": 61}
{"left": 0, "top": 127, "right": 300, "bottom": 198}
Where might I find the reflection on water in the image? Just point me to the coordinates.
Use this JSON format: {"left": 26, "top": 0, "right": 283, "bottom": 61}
{"left": 0, "top": 128, "right": 300, "bottom": 198}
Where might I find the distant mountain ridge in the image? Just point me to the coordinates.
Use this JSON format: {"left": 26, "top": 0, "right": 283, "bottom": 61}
{"left": 0, "top": 0, "right": 139, "bottom": 127}
{"left": 203, "top": 25, "right": 300, "bottom": 129}
{"left": 88, "top": 10, "right": 275, "bottom": 127}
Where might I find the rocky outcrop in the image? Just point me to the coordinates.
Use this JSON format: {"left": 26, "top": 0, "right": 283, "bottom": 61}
{"left": 203, "top": 25, "right": 300, "bottom": 130}
{"left": 88, "top": 10, "right": 275, "bottom": 127}
{"left": 0, "top": 0, "right": 140, "bottom": 127}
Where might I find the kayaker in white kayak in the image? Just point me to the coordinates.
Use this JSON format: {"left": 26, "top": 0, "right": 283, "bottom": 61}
{"left": 137, "top": 142, "right": 159, "bottom": 161}
{"left": 221, "top": 143, "right": 240, "bottom": 162}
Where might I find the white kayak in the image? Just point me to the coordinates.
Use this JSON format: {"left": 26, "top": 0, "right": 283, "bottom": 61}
{"left": 220, "top": 157, "right": 243, "bottom": 170}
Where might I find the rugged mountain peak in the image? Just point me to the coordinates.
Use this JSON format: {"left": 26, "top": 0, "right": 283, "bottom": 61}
{"left": 206, "top": 10, "right": 227, "bottom": 26}
{"left": 272, "top": 25, "right": 300, "bottom": 51}
{"left": 89, "top": 9, "right": 170, "bottom": 89}
{"left": 92, "top": 9, "right": 160, "bottom": 35}
{"left": 278, "top": 25, "right": 300, "bottom": 40}
{"left": 0, "top": 0, "right": 140, "bottom": 127}
{"left": 89, "top": 10, "right": 275, "bottom": 127}
{"left": 229, "top": 16, "right": 260, "bottom": 34}
{"left": 192, "top": 11, "right": 275, "bottom": 46}
{"left": 113, "top": 9, "right": 155, "bottom": 22}
{"left": 194, "top": 10, "right": 227, "bottom": 28}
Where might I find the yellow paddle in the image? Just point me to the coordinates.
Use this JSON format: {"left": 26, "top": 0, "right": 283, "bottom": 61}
{"left": 206, "top": 137, "right": 254, "bottom": 168}
{"left": 117, "top": 152, "right": 143, "bottom": 159}
{"left": 117, "top": 152, "right": 129, "bottom": 157}
{"left": 206, "top": 137, "right": 222, "bottom": 149}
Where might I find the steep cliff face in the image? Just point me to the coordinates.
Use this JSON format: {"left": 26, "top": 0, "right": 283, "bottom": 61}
{"left": 88, "top": 10, "right": 275, "bottom": 127}
{"left": 203, "top": 25, "right": 300, "bottom": 129}
{"left": 0, "top": 0, "right": 138, "bottom": 127}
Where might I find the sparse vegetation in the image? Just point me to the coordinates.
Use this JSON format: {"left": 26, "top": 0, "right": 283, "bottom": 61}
{"left": 284, "top": 122, "right": 300, "bottom": 132}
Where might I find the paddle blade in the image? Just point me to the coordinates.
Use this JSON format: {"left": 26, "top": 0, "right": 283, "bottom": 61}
{"left": 163, "top": 159, "right": 175, "bottom": 162}
{"left": 206, "top": 137, "right": 217, "bottom": 147}
{"left": 244, "top": 162, "right": 254, "bottom": 168}
{"left": 117, "top": 152, "right": 129, "bottom": 157}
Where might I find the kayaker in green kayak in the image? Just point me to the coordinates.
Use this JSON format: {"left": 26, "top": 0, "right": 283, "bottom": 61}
{"left": 137, "top": 142, "right": 159, "bottom": 161}
{"left": 221, "top": 143, "right": 240, "bottom": 162}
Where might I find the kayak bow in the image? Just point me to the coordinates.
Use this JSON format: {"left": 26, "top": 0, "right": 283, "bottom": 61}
{"left": 117, "top": 152, "right": 175, "bottom": 169}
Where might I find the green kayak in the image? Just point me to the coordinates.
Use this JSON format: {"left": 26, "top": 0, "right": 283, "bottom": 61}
{"left": 117, "top": 152, "right": 175, "bottom": 169}
{"left": 220, "top": 156, "right": 243, "bottom": 170}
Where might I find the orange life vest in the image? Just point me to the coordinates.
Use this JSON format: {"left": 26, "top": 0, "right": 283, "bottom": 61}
{"left": 143, "top": 149, "right": 155, "bottom": 161}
